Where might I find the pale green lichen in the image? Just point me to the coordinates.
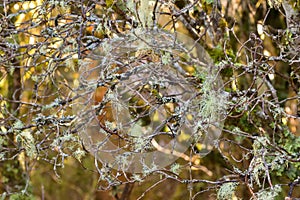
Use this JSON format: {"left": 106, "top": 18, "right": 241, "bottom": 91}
{"left": 115, "top": 153, "right": 131, "bottom": 169}
{"left": 131, "top": 174, "right": 143, "bottom": 182}
{"left": 217, "top": 182, "right": 238, "bottom": 200}
{"left": 256, "top": 185, "right": 281, "bottom": 200}
{"left": 139, "top": 0, "right": 152, "bottom": 27}
{"left": 142, "top": 163, "right": 158, "bottom": 176}
{"left": 16, "top": 130, "right": 37, "bottom": 159}
{"left": 161, "top": 52, "right": 172, "bottom": 65}
{"left": 132, "top": 136, "right": 150, "bottom": 152}
{"left": 72, "top": 148, "right": 86, "bottom": 162}
{"left": 170, "top": 163, "right": 181, "bottom": 175}
{"left": 198, "top": 78, "right": 228, "bottom": 122}
{"left": 13, "top": 120, "right": 24, "bottom": 129}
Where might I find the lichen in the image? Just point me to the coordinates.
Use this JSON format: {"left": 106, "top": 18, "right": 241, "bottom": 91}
{"left": 217, "top": 182, "right": 239, "bottom": 200}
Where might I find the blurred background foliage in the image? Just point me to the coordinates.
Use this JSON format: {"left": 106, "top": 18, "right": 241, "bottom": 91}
{"left": 0, "top": 0, "right": 300, "bottom": 199}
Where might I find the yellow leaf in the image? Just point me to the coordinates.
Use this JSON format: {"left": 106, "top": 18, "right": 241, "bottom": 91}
{"left": 106, "top": 0, "right": 114, "bottom": 7}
